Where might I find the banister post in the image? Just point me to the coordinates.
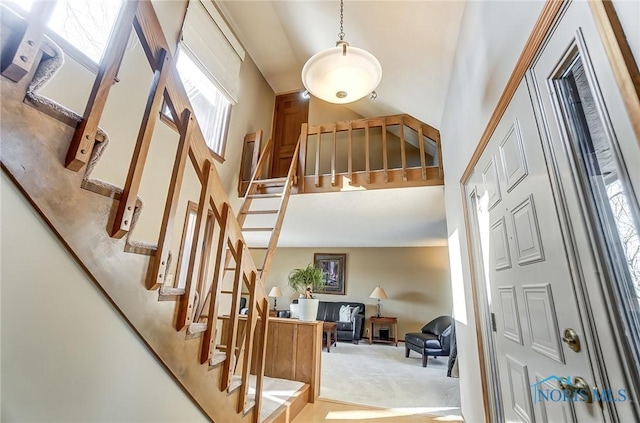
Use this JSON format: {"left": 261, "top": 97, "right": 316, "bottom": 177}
{"left": 150, "top": 108, "right": 193, "bottom": 290}
{"left": 1, "top": 0, "right": 57, "bottom": 82}
{"left": 65, "top": 0, "right": 139, "bottom": 171}
{"left": 176, "top": 160, "right": 215, "bottom": 331}
{"left": 111, "top": 47, "right": 171, "bottom": 238}
{"left": 298, "top": 123, "right": 308, "bottom": 193}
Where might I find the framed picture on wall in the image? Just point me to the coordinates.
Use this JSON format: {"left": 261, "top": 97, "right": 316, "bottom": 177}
{"left": 314, "top": 253, "right": 346, "bottom": 295}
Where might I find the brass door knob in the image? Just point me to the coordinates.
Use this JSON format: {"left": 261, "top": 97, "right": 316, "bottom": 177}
{"left": 562, "top": 328, "right": 581, "bottom": 352}
{"left": 558, "top": 376, "right": 593, "bottom": 403}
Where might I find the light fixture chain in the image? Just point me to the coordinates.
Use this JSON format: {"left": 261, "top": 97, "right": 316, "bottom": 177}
{"left": 338, "top": 0, "right": 345, "bottom": 40}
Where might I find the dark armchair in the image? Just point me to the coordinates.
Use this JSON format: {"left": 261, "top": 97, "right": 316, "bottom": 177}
{"left": 404, "top": 316, "right": 453, "bottom": 367}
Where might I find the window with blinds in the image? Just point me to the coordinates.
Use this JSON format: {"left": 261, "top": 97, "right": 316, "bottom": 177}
{"left": 174, "top": 49, "right": 232, "bottom": 159}
{"left": 165, "top": 0, "right": 245, "bottom": 160}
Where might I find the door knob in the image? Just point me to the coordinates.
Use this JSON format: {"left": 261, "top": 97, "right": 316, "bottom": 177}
{"left": 562, "top": 328, "right": 581, "bottom": 352}
{"left": 558, "top": 376, "right": 593, "bottom": 403}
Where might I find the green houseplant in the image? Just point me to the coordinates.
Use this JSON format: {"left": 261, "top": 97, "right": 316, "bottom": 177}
{"left": 288, "top": 264, "right": 326, "bottom": 321}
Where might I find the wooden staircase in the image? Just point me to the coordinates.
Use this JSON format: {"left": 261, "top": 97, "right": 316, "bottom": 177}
{"left": 0, "top": 1, "right": 304, "bottom": 422}
{"left": 238, "top": 136, "right": 300, "bottom": 281}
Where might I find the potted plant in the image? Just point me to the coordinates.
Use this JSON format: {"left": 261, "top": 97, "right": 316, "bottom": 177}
{"left": 288, "top": 264, "right": 326, "bottom": 321}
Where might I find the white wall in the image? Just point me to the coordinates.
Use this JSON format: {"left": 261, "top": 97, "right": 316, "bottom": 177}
{"left": 0, "top": 174, "right": 207, "bottom": 422}
{"left": 439, "top": 1, "right": 545, "bottom": 421}
{"left": 439, "top": 1, "right": 640, "bottom": 421}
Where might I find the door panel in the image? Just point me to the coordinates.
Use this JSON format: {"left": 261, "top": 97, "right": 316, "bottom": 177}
{"left": 470, "top": 76, "right": 603, "bottom": 423}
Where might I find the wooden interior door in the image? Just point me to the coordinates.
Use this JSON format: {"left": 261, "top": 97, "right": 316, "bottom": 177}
{"left": 270, "top": 91, "right": 309, "bottom": 177}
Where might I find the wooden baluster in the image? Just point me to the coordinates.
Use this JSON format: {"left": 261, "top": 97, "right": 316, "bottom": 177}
{"left": 298, "top": 123, "right": 308, "bottom": 193}
{"left": 65, "top": 1, "right": 139, "bottom": 171}
{"left": 418, "top": 124, "right": 427, "bottom": 180}
{"left": 314, "top": 129, "right": 321, "bottom": 187}
{"left": 435, "top": 130, "right": 444, "bottom": 179}
{"left": 399, "top": 123, "right": 408, "bottom": 182}
{"left": 149, "top": 109, "right": 193, "bottom": 290}
{"left": 382, "top": 120, "right": 389, "bottom": 183}
{"left": 239, "top": 271, "right": 258, "bottom": 413}
{"left": 347, "top": 122, "right": 353, "bottom": 185}
{"left": 330, "top": 125, "right": 337, "bottom": 186}
{"left": 252, "top": 297, "right": 269, "bottom": 423}
{"left": 111, "top": 48, "right": 171, "bottom": 238}
{"left": 201, "top": 203, "right": 231, "bottom": 364}
{"left": 1, "top": 0, "right": 57, "bottom": 82}
{"left": 222, "top": 240, "right": 245, "bottom": 391}
{"left": 365, "top": 121, "right": 371, "bottom": 184}
{"left": 176, "top": 160, "right": 214, "bottom": 331}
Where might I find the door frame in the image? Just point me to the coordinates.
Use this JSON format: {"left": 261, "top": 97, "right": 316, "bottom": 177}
{"left": 459, "top": 0, "right": 640, "bottom": 420}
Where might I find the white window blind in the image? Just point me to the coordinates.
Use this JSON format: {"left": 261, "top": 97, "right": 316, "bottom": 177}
{"left": 181, "top": 0, "right": 245, "bottom": 104}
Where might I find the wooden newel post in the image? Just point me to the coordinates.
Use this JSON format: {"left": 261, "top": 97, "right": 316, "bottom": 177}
{"left": 1, "top": 1, "right": 57, "bottom": 82}
{"left": 65, "top": 1, "right": 139, "bottom": 172}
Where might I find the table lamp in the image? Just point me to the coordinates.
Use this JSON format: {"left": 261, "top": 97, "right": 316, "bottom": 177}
{"left": 268, "top": 286, "right": 282, "bottom": 311}
{"left": 369, "top": 286, "right": 388, "bottom": 317}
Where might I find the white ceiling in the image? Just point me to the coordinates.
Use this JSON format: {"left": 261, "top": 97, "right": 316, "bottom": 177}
{"left": 218, "top": 0, "right": 466, "bottom": 128}
{"left": 242, "top": 186, "right": 448, "bottom": 248}
{"left": 218, "top": 1, "right": 465, "bottom": 247}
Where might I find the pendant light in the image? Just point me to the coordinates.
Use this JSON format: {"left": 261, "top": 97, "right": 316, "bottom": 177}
{"left": 301, "top": 0, "right": 382, "bottom": 104}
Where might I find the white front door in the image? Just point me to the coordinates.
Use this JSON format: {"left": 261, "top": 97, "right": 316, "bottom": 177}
{"left": 465, "top": 2, "right": 639, "bottom": 422}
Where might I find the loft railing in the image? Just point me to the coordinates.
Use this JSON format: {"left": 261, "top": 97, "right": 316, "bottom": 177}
{"left": 297, "top": 114, "right": 444, "bottom": 193}
{"left": 3, "top": 0, "right": 270, "bottom": 420}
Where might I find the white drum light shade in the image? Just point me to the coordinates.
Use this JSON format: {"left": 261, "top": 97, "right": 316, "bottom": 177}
{"left": 301, "top": 44, "right": 382, "bottom": 104}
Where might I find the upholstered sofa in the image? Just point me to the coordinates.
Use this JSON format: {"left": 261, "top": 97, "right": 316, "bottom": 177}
{"left": 404, "top": 316, "right": 453, "bottom": 367}
{"left": 293, "top": 300, "right": 365, "bottom": 343}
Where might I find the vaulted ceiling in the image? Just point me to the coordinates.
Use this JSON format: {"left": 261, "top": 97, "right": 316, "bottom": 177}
{"left": 217, "top": 1, "right": 466, "bottom": 247}
{"left": 218, "top": 0, "right": 466, "bottom": 128}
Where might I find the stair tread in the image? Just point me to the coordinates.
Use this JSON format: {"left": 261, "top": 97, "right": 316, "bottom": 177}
{"left": 251, "top": 177, "right": 287, "bottom": 186}
{"left": 242, "top": 227, "right": 274, "bottom": 231}
{"left": 247, "top": 193, "right": 282, "bottom": 199}
{"left": 240, "top": 209, "right": 279, "bottom": 215}
{"left": 187, "top": 322, "right": 207, "bottom": 335}
{"left": 210, "top": 352, "right": 226, "bottom": 367}
{"left": 159, "top": 286, "right": 185, "bottom": 296}
{"left": 223, "top": 268, "right": 263, "bottom": 271}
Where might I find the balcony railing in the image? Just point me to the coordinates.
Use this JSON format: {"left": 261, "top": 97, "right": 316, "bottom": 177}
{"left": 297, "top": 114, "right": 443, "bottom": 193}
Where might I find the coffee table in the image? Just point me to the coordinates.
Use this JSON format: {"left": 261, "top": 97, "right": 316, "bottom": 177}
{"left": 323, "top": 321, "right": 338, "bottom": 352}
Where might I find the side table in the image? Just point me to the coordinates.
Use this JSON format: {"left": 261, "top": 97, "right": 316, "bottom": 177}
{"left": 369, "top": 316, "right": 398, "bottom": 346}
{"left": 322, "top": 321, "right": 338, "bottom": 352}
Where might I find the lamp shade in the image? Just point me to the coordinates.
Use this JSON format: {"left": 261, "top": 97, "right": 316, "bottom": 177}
{"left": 268, "top": 286, "right": 282, "bottom": 298}
{"left": 301, "top": 44, "right": 382, "bottom": 104}
{"left": 369, "top": 286, "right": 388, "bottom": 300}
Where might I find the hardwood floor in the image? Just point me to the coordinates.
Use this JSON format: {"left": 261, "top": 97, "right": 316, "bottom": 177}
{"left": 292, "top": 398, "right": 464, "bottom": 422}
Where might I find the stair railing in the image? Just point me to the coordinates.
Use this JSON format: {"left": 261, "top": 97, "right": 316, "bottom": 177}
{"left": 30, "top": 1, "right": 272, "bottom": 420}
{"left": 297, "top": 114, "right": 444, "bottom": 193}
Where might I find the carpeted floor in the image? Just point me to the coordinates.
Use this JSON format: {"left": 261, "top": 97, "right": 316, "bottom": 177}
{"left": 320, "top": 341, "right": 461, "bottom": 418}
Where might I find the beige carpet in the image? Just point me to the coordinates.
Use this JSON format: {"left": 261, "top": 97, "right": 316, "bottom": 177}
{"left": 320, "top": 342, "right": 461, "bottom": 418}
